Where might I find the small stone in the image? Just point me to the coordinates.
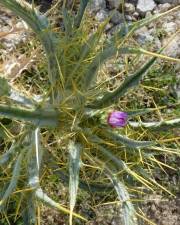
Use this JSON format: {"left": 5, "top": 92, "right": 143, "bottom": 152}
{"left": 110, "top": 10, "right": 124, "bottom": 24}
{"left": 162, "top": 22, "right": 177, "bottom": 35}
{"left": 108, "top": 0, "right": 121, "bottom": 9}
{"left": 125, "top": 3, "right": 136, "bottom": 13}
{"left": 145, "top": 11, "right": 153, "bottom": 17}
{"left": 135, "top": 26, "right": 154, "bottom": 44}
{"left": 154, "top": 37, "right": 162, "bottom": 49}
{"left": 163, "top": 35, "right": 180, "bottom": 58}
{"left": 133, "top": 11, "right": 140, "bottom": 18}
{"left": 105, "top": 23, "right": 113, "bottom": 32}
{"left": 125, "top": 15, "right": 134, "bottom": 21}
{"left": 154, "top": 0, "right": 180, "bottom": 4}
{"left": 137, "top": 0, "right": 156, "bottom": 14}
{"left": 95, "top": 9, "right": 109, "bottom": 22}
{"left": 158, "top": 3, "right": 171, "bottom": 12}
{"left": 88, "top": 0, "right": 106, "bottom": 13}
{"left": 151, "top": 204, "right": 157, "bottom": 212}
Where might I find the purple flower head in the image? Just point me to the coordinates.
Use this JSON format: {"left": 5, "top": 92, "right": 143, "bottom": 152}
{"left": 107, "top": 111, "right": 128, "bottom": 128}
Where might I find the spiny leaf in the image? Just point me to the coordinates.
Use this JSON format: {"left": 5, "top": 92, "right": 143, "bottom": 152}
{"left": 89, "top": 56, "right": 157, "bottom": 108}
{"left": 35, "top": 188, "right": 87, "bottom": 221}
{"left": 0, "top": 150, "right": 25, "bottom": 209}
{"left": 71, "top": 18, "right": 110, "bottom": 80}
{"left": 90, "top": 138, "right": 154, "bottom": 190}
{"left": 22, "top": 194, "right": 36, "bottom": 225}
{"left": 129, "top": 118, "right": 180, "bottom": 131}
{"left": 0, "top": 104, "right": 59, "bottom": 127}
{"left": 109, "top": 176, "right": 137, "bottom": 225}
{"left": 0, "top": 142, "right": 16, "bottom": 166}
{"left": 89, "top": 135, "right": 129, "bottom": 170}
{"left": 68, "top": 141, "right": 82, "bottom": 225}
{"left": 126, "top": 108, "right": 157, "bottom": 117}
{"left": 102, "top": 130, "right": 154, "bottom": 148}
{"left": 44, "top": 149, "right": 113, "bottom": 192}
{"left": 0, "top": 77, "right": 10, "bottom": 96}
{"left": 103, "top": 165, "right": 137, "bottom": 225}
{"left": 9, "top": 89, "right": 37, "bottom": 107}
{"left": 85, "top": 145, "right": 138, "bottom": 225}
{"left": 90, "top": 141, "right": 155, "bottom": 190}
{"left": 63, "top": 7, "right": 73, "bottom": 36}
{"left": 83, "top": 47, "right": 139, "bottom": 90}
{"left": 27, "top": 129, "right": 41, "bottom": 189}
{"left": 114, "top": 179, "right": 137, "bottom": 225}
{"left": 74, "top": 0, "right": 90, "bottom": 28}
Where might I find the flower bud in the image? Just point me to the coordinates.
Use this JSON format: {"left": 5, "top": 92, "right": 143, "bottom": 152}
{"left": 107, "top": 111, "right": 128, "bottom": 128}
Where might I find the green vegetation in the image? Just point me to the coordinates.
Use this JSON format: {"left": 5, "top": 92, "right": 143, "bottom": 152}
{"left": 0, "top": 0, "right": 179, "bottom": 224}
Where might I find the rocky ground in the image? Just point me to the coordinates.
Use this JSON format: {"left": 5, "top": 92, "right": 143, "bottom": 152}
{"left": 1, "top": 0, "right": 179, "bottom": 96}
{"left": 88, "top": 0, "right": 180, "bottom": 100}
{"left": 0, "top": 0, "right": 180, "bottom": 224}
{"left": 89, "top": 0, "right": 179, "bottom": 56}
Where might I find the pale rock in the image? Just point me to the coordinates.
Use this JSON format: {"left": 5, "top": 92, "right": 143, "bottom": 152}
{"left": 125, "top": 15, "right": 135, "bottom": 21}
{"left": 133, "top": 11, "right": 140, "bottom": 18}
{"left": 154, "top": 37, "right": 162, "bottom": 49}
{"left": 163, "top": 35, "right": 180, "bottom": 58}
{"left": 137, "top": 0, "right": 156, "bottom": 14}
{"left": 88, "top": 0, "right": 106, "bottom": 13}
{"left": 158, "top": 3, "right": 171, "bottom": 12}
{"left": 134, "top": 26, "right": 154, "bottom": 44}
{"left": 104, "top": 23, "right": 113, "bottom": 32}
{"left": 3, "top": 54, "right": 35, "bottom": 79}
{"left": 162, "top": 22, "right": 177, "bottom": 35}
{"left": 125, "top": 3, "right": 136, "bottom": 13}
{"left": 95, "top": 9, "right": 109, "bottom": 22}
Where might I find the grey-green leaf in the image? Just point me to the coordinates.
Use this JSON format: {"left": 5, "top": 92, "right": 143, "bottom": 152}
{"left": 0, "top": 77, "right": 10, "bottom": 96}
{"left": 0, "top": 150, "right": 25, "bottom": 209}
{"left": 0, "top": 142, "right": 16, "bottom": 166}
{"left": 83, "top": 47, "right": 138, "bottom": 90}
{"left": 129, "top": 118, "right": 180, "bottom": 131}
{"left": 103, "top": 130, "right": 154, "bottom": 148}
{"left": 74, "top": 0, "right": 90, "bottom": 28}
{"left": 68, "top": 141, "right": 82, "bottom": 215}
{"left": 27, "top": 129, "right": 41, "bottom": 189}
{"left": 126, "top": 108, "right": 155, "bottom": 117}
{"left": 0, "top": 104, "right": 59, "bottom": 127}
{"left": 22, "top": 194, "right": 36, "bottom": 225}
{"left": 89, "top": 56, "right": 157, "bottom": 108}
{"left": 63, "top": 7, "right": 73, "bottom": 36}
{"left": 104, "top": 165, "right": 137, "bottom": 225}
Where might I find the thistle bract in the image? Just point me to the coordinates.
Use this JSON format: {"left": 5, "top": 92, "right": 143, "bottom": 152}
{"left": 108, "top": 111, "right": 128, "bottom": 128}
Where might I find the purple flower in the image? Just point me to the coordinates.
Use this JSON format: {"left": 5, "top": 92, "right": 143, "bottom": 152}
{"left": 107, "top": 111, "right": 128, "bottom": 128}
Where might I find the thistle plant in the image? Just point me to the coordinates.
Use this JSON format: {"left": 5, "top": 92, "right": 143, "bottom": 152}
{"left": 0, "top": 0, "right": 180, "bottom": 225}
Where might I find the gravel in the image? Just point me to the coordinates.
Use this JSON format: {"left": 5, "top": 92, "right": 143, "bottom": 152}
{"left": 137, "top": 0, "right": 156, "bottom": 14}
{"left": 107, "top": 0, "right": 121, "bottom": 9}
{"left": 88, "top": 0, "right": 106, "bottom": 13}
